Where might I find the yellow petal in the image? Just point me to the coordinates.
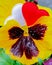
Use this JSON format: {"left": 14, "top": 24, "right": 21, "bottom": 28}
{"left": 0, "top": 20, "right": 20, "bottom": 48}
{"left": 6, "top": 49, "right": 38, "bottom": 65}
{"left": 5, "top": 38, "right": 51, "bottom": 65}
{"left": 0, "top": 0, "right": 25, "bottom": 26}
{"left": 35, "top": 16, "right": 52, "bottom": 50}
{"left": 34, "top": 39, "right": 51, "bottom": 60}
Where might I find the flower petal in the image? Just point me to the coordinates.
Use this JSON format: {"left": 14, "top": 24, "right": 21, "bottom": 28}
{"left": 0, "top": 0, "right": 25, "bottom": 26}
{"left": 12, "top": 4, "right": 26, "bottom": 26}
{"left": 33, "top": 39, "right": 51, "bottom": 60}
{"left": 0, "top": 20, "right": 20, "bottom": 49}
{"left": 38, "top": 5, "right": 52, "bottom": 16}
{"left": 6, "top": 38, "right": 51, "bottom": 65}
{"left": 35, "top": 16, "right": 52, "bottom": 50}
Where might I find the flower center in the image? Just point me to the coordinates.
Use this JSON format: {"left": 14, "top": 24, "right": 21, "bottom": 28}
{"left": 8, "top": 24, "right": 47, "bottom": 59}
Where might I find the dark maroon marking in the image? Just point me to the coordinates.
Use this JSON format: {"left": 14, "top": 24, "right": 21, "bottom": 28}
{"left": 34, "top": 0, "right": 38, "bottom": 4}
{"left": 28, "top": 24, "right": 47, "bottom": 40}
{"left": 24, "top": 36, "right": 39, "bottom": 59}
{"left": 25, "top": 0, "right": 38, "bottom": 4}
{"left": 11, "top": 36, "right": 39, "bottom": 59}
{"left": 11, "top": 37, "right": 23, "bottom": 57}
{"left": 8, "top": 27, "right": 24, "bottom": 39}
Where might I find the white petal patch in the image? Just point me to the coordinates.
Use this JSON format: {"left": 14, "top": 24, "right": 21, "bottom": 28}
{"left": 4, "top": 16, "right": 15, "bottom": 25}
{"left": 12, "top": 4, "right": 26, "bottom": 26}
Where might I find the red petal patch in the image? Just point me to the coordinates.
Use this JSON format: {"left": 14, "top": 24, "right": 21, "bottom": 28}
{"left": 22, "top": 2, "right": 49, "bottom": 26}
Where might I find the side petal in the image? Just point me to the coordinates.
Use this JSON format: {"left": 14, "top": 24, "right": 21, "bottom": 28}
{"left": 35, "top": 16, "right": 52, "bottom": 50}
{"left": 0, "top": 20, "right": 20, "bottom": 49}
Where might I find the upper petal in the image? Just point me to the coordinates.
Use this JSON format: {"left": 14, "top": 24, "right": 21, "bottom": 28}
{"left": 0, "top": 0, "right": 25, "bottom": 26}
{"left": 12, "top": 4, "right": 26, "bottom": 26}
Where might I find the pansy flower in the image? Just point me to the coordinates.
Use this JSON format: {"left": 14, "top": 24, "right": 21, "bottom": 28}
{"left": 0, "top": 0, "right": 52, "bottom": 65}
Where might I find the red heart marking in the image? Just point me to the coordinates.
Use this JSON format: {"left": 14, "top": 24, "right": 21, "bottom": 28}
{"left": 22, "top": 2, "right": 49, "bottom": 26}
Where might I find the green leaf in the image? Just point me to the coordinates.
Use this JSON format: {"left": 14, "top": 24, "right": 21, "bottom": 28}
{"left": 38, "top": 58, "right": 43, "bottom": 65}
{"left": 0, "top": 48, "right": 23, "bottom": 65}
{"left": 13, "top": 60, "right": 23, "bottom": 65}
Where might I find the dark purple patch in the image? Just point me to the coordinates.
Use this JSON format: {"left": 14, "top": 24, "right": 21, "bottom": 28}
{"left": 11, "top": 36, "right": 39, "bottom": 59}
{"left": 8, "top": 27, "right": 24, "bottom": 39}
{"left": 28, "top": 24, "right": 47, "bottom": 40}
{"left": 11, "top": 37, "right": 23, "bottom": 57}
